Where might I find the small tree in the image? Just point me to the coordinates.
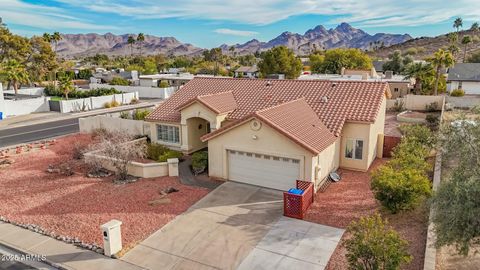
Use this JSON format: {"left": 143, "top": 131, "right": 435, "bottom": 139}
{"left": 344, "top": 213, "right": 412, "bottom": 270}
{"left": 99, "top": 132, "right": 146, "bottom": 182}
{"left": 58, "top": 74, "right": 74, "bottom": 99}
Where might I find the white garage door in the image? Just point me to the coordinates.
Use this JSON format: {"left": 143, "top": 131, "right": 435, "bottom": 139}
{"left": 227, "top": 150, "right": 301, "bottom": 191}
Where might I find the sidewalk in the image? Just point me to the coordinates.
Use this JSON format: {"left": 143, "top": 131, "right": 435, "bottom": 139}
{"left": 0, "top": 221, "right": 143, "bottom": 270}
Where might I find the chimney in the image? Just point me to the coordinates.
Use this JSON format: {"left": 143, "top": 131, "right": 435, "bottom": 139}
{"left": 385, "top": 71, "right": 393, "bottom": 79}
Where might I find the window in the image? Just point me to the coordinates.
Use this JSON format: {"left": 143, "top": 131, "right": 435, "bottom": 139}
{"left": 394, "top": 88, "right": 399, "bottom": 92}
{"left": 157, "top": 125, "right": 180, "bottom": 144}
{"left": 345, "top": 139, "right": 363, "bottom": 160}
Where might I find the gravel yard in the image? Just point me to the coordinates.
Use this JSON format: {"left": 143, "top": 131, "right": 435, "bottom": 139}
{"left": 305, "top": 159, "right": 429, "bottom": 270}
{"left": 0, "top": 134, "right": 209, "bottom": 251}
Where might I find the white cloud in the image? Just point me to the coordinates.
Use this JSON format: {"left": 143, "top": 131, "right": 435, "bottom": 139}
{"left": 0, "top": 0, "right": 117, "bottom": 31}
{"left": 214, "top": 28, "right": 258, "bottom": 37}
{"left": 54, "top": 0, "right": 480, "bottom": 28}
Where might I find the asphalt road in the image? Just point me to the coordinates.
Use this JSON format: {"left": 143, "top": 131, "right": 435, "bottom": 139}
{"left": 0, "top": 118, "right": 79, "bottom": 148}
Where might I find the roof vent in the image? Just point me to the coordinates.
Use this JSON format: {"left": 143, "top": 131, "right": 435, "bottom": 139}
{"left": 266, "top": 81, "right": 272, "bottom": 86}
{"left": 331, "top": 82, "right": 337, "bottom": 88}
{"left": 321, "top": 96, "right": 329, "bottom": 103}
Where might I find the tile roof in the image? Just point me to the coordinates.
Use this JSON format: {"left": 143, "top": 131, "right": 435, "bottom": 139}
{"left": 447, "top": 63, "right": 480, "bottom": 82}
{"left": 176, "top": 91, "right": 237, "bottom": 114}
{"left": 146, "top": 77, "right": 389, "bottom": 136}
{"left": 201, "top": 98, "right": 337, "bottom": 154}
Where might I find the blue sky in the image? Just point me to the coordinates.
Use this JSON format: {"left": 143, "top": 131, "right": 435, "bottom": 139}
{"left": 1, "top": 0, "right": 479, "bottom": 48}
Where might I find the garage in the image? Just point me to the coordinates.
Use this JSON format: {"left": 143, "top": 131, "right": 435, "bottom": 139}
{"left": 227, "top": 150, "right": 301, "bottom": 191}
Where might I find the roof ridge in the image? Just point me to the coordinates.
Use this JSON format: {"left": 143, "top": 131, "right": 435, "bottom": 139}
{"left": 254, "top": 97, "right": 307, "bottom": 114}
{"left": 193, "top": 76, "right": 388, "bottom": 84}
{"left": 197, "top": 90, "right": 234, "bottom": 99}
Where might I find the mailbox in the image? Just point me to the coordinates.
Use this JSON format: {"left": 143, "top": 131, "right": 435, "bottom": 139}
{"left": 100, "top": 219, "right": 122, "bottom": 257}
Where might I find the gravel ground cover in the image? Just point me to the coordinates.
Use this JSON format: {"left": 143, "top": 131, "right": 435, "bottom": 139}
{"left": 0, "top": 134, "right": 209, "bottom": 250}
{"left": 305, "top": 159, "right": 428, "bottom": 270}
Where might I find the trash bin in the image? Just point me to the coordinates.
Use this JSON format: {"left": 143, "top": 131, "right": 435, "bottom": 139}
{"left": 0, "top": 112, "right": 3, "bottom": 120}
{"left": 288, "top": 188, "right": 304, "bottom": 195}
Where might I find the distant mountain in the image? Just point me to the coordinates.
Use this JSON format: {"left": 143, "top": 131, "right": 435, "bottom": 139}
{"left": 223, "top": 23, "right": 412, "bottom": 55}
{"left": 56, "top": 23, "right": 412, "bottom": 58}
{"left": 56, "top": 33, "right": 203, "bottom": 58}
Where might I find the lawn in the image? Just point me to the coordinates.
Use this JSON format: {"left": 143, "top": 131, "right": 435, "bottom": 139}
{"left": 305, "top": 159, "right": 429, "bottom": 270}
{"left": 0, "top": 134, "right": 210, "bottom": 251}
{"left": 49, "top": 96, "right": 66, "bottom": 101}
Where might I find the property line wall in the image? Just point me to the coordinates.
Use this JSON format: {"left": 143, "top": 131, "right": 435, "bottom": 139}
{"left": 2, "top": 87, "right": 44, "bottom": 96}
{"left": 58, "top": 92, "right": 138, "bottom": 113}
{"left": 3, "top": 97, "right": 51, "bottom": 117}
{"left": 89, "top": 83, "right": 177, "bottom": 99}
{"left": 386, "top": 94, "right": 445, "bottom": 111}
{"left": 79, "top": 115, "right": 148, "bottom": 136}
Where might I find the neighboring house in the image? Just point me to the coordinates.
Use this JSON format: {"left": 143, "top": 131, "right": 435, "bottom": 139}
{"left": 92, "top": 68, "right": 139, "bottom": 84}
{"left": 146, "top": 78, "right": 389, "bottom": 191}
{"left": 447, "top": 63, "right": 480, "bottom": 95}
{"left": 299, "top": 70, "right": 412, "bottom": 99}
{"left": 139, "top": 73, "right": 195, "bottom": 87}
{"left": 372, "top": 60, "right": 385, "bottom": 75}
{"left": 234, "top": 66, "right": 258, "bottom": 78}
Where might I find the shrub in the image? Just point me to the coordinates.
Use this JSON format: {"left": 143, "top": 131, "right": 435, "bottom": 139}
{"left": 133, "top": 109, "right": 150, "bottom": 120}
{"left": 104, "top": 100, "right": 120, "bottom": 108}
{"left": 110, "top": 77, "right": 130, "bottom": 86}
{"left": 146, "top": 143, "right": 169, "bottom": 160}
{"left": 104, "top": 102, "right": 112, "bottom": 108}
{"left": 192, "top": 151, "right": 208, "bottom": 171}
{"left": 371, "top": 166, "right": 431, "bottom": 213}
{"left": 130, "top": 97, "right": 139, "bottom": 104}
{"left": 158, "top": 80, "right": 169, "bottom": 88}
{"left": 399, "top": 124, "right": 436, "bottom": 149}
{"left": 344, "top": 213, "right": 412, "bottom": 270}
{"left": 158, "top": 150, "right": 183, "bottom": 162}
{"left": 425, "top": 102, "right": 438, "bottom": 112}
{"left": 450, "top": 89, "right": 465, "bottom": 97}
{"left": 392, "top": 99, "right": 405, "bottom": 112}
{"left": 120, "top": 111, "right": 130, "bottom": 119}
{"left": 45, "top": 86, "right": 121, "bottom": 99}
{"left": 426, "top": 114, "right": 440, "bottom": 130}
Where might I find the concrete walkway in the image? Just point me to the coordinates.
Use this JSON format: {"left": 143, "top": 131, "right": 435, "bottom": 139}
{"left": 178, "top": 155, "right": 222, "bottom": 190}
{"left": 237, "top": 217, "right": 344, "bottom": 270}
{"left": 0, "top": 221, "right": 142, "bottom": 270}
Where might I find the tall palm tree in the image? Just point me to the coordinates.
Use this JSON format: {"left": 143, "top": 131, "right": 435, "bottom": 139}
{"left": 58, "top": 75, "right": 74, "bottom": 100}
{"left": 429, "top": 49, "right": 455, "bottom": 95}
{"left": 52, "top": 32, "right": 62, "bottom": 53}
{"left": 453, "top": 17, "right": 463, "bottom": 33}
{"left": 0, "top": 60, "right": 29, "bottom": 95}
{"left": 127, "top": 36, "right": 135, "bottom": 56}
{"left": 461, "top": 35, "right": 473, "bottom": 62}
{"left": 136, "top": 33, "right": 145, "bottom": 56}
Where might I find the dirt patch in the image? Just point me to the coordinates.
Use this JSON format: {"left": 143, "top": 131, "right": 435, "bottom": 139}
{"left": 305, "top": 159, "right": 428, "bottom": 270}
{"left": 0, "top": 134, "right": 209, "bottom": 250}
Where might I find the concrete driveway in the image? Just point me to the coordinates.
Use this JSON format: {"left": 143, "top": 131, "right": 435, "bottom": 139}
{"left": 122, "top": 182, "right": 343, "bottom": 270}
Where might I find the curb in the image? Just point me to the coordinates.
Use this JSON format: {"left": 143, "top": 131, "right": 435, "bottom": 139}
{"left": 0, "top": 241, "right": 68, "bottom": 270}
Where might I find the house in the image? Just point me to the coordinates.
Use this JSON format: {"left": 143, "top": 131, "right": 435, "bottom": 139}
{"left": 447, "top": 63, "right": 480, "bottom": 95}
{"left": 145, "top": 78, "right": 389, "bottom": 191}
{"left": 234, "top": 66, "right": 258, "bottom": 78}
{"left": 299, "top": 70, "right": 412, "bottom": 99}
{"left": 92, "top": 68, "right": 138, "bottom": 84}
{"left": 139, "top": 73, "right": 194, "bottom": 87}
{"left": 372, "top": 60, "right": 385, "bottom": 74}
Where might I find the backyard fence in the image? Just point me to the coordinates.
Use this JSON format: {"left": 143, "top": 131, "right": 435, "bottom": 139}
{"left": 383, "top": 135, "right": 402, "bottom": 158}
{"left": 50, "top": 92, "right": 138, "bottom": 113}
{"left": 386, "top": 95, "right": 445, "bottom": 111}
{"left": 79, "top": 115, "right": 149, "bottom": 137}
{"left": 283, "top": 180, "right": 314, "bottom": 220}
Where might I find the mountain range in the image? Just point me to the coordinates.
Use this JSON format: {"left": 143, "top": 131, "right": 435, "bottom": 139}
{"left": 56, "top": 23, "right": 412, "bottom": 58}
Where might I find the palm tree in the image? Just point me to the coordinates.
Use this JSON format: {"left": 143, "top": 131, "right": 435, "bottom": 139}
{"left": 42, "top": 33, "right": 51, "bottom": 43}
{"left": 429, "top": 49, "right": 455, "bottom": 95}
{"left": 52, "top": 32, "right": 62, "bottom": 53}
{"left": 453, "top": 17, "right": 463, "bottom": 33}
{"left": 403, "top": 62, "right": 433, "bottom": 93}
{"left": 136, "top": 33, "right": 145, "bottom": 56}
{"left": 127, "top": 36, "right": 136, "bottom": 56}
{"left": 461, "top": 35, "right": 473, "bottom": 62}
{"left": 58, "top": 75, "right": 74, "bottom": 100}
{"left": 0, "top": 60, "right": 29, "bottom": 95}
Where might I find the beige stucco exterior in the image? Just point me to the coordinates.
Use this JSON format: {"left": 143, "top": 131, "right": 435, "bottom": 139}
{"left": 388, "top": 81, "right": 412, "bottom": 99}
{"left": 207, "top": 118, "right": 316, "bottom": 183}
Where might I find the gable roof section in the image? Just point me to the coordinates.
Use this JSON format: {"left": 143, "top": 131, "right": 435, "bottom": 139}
{"left": 236, "top": 66, "right": 258, "bottom": 73}
{"left": 146, "top": 77, "right": 389, "bottom": 136}
{"left": 447, "top": 63, "right": 480, "bottom": 82}
{"left": 201, "top": 99, "right": 337, "bottom": 154}
{"left": 176, "top": 91, "right": 237, "bottom": 114}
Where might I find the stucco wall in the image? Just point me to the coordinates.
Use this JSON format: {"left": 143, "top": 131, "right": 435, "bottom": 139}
{"left": 3, "top": 97, "right": 51, "bottom": 117}
{"left": 3, "top": 87, "right": 45, "bottom": 96}
{"left": 312, "top": 138, "right": 340, "bottom": 190}
{"left": 207, "top": 118, "right": 316, "bottom": 182}
{"left": 386, "top": 95, "right": 444, "bottom": 111}
{"left": 79, "top": 115, "right": 148, "bottom": 136}
{"left": 388, "top": 82, "right": 411, "bottom": 99}
{"left": 368, "top": 96, "right": 386, "bottom": 166}
{"left": 186, "top": 117, "right": 209, "bottom": 152}
{"left": 58, "top": 92, "right": 137, "bottom": 113}
{"left": 90, "top": 83, "right": 177, "bottom": 99}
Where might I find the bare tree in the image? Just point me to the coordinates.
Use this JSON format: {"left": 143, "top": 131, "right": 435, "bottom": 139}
{"left": 92, "top": 132, "right": 146, "bottom": 182}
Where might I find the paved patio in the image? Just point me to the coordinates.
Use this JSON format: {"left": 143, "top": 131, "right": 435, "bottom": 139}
{"left": 122, "top": 182, "right": 344, "bottom": 270}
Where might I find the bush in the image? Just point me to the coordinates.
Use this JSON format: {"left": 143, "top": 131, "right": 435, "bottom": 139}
{"left": 104, "top": 100, "right": 120, "bottom": 108}
{"left": 392, "top": 99, "right": 405, "bottom": 112}
{"left": 192, "top": 151, "right": 208, "bottom": 171}
{"left": 371, "top": 166, "right": 431, "bottom": 213}
{"left": 146, "top": 143, "right": 169, "bottom": 160}
{"left": 344, "top": 213, "right": 412, "bottom": 270}
{"left": 109, "top": 77, "right": 130, "bottom": 86}
{"left": 399, "top": 124, "right": 436, "bottom": 149}
{"left": 426, "top": 114, "right": 440, "bottom": 130}
{"left": 158, "top": 80, "right": 169, "bottom": 88}
{"left": 450, "top": 89, "right": 465, "bottom": 97}
{"left": 158, "top": 150, "right": 183, "bottom": 162}
{"left": 120, "top": 111, "right": 130, "bottom": 119}
{"left": 133, "top": 109, "right": 150, "bottom": 120}
{"left": 130, "top": 97, "right": 139, "bottom": 104}
{"left": 425, "top": 102, "right": 438, "bottom": 112}
{"left": 45, "top": 86, "right": 121, "bottom": 99}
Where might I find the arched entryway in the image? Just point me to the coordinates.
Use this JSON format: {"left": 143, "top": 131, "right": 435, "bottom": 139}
{"left": 186, "top": 117, "right": 211, "bottom": 152}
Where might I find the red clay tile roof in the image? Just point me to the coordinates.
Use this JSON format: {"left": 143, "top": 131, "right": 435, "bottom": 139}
{"left": 201, "top": 98, "right": 337, "bottom": 154}
{"left": 146, "top": 77, "right": 389, "bottom": 136}
{"left": 176, "top": 91, "right": 237, "bottom": 114}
